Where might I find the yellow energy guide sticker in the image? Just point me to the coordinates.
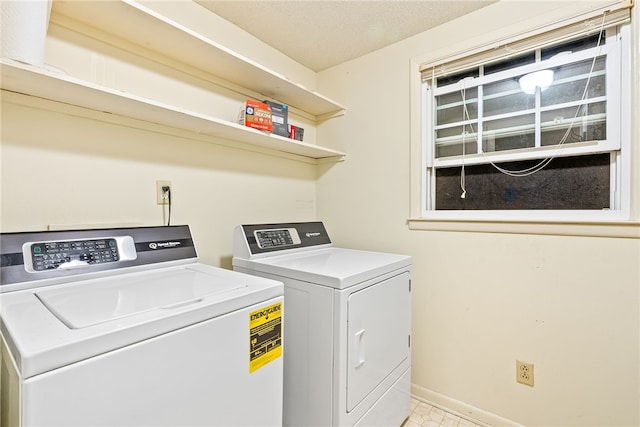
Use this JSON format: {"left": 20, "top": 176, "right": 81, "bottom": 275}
{"left": 249, "top": 302, "right": 282, "bottom": 373}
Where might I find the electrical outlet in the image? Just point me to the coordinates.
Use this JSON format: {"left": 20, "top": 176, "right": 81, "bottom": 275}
{"left": 516, "top": 360, "right": 534, "bottom": 387}
{"left": 156, "top": 180, "right": 171, "bottom": 205}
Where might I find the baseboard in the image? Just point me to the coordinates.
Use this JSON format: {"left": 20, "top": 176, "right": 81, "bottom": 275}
{"left": 410, "top": 383, "right": 526, "bottom": 427}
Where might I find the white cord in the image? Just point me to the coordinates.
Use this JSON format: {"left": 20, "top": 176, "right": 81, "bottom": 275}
{"left": 460, "top": 79, "right": 467, "bottom": 199}
{"left": 459, "top": 11, "right": 607, "bottom": 179}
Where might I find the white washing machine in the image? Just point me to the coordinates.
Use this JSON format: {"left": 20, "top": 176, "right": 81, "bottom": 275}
{"left": 0, "top": 225, "right": 284, "bottom": 427}
{"left": 233, "top": 222, "right": 412, "bottom": 427}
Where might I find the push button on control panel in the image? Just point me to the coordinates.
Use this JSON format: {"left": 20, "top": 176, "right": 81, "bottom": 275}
{"left": 256, "top": 230, "right": 293, "bottom": 248}
{"left": 30, "top": 238, "right": 120, "bottom": 271}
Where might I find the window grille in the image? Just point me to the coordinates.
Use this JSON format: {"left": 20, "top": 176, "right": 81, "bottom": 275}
{"left": 420, "top": 8, "right": 630, "bottom": 213}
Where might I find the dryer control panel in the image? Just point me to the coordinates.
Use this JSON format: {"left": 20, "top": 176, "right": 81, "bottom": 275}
{"left": 234, "top": 222, "right": 332, "bottom": 258}
{"left": 254, "top": 228, "right": 301, "bottom": 249}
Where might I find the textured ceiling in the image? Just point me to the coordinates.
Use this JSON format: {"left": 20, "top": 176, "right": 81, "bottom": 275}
{"left": 196, "top": 1, "right": 497, "bottom": 72}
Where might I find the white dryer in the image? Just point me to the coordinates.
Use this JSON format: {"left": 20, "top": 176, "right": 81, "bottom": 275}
{"left": 233, "top": 222, "right": 412, "bottom": 427}
{"left": 0, "top": 225, "right": 284, "bottom": 427}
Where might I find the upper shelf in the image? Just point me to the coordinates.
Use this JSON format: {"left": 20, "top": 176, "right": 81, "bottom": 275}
{"left": 1, "top": 59, "right": 346, "bottom": 160}
{"left": 51, "top": 0, "right": 345, "bottom": 117}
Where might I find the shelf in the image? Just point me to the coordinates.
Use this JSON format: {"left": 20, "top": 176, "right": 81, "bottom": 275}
{"left": 1, "top": 59, "right": 346, "bottom": 161}
{"left": 51, "top": 0, "right": 345, "bottom": 118}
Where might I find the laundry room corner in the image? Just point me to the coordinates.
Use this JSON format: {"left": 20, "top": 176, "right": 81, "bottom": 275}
{"left": 316, "top": 1, "right": 640, "bottom": 426}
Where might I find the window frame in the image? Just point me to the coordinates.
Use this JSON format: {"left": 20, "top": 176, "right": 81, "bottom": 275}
{"left": 416, "top": 23, "right": 631, "bottom": 223}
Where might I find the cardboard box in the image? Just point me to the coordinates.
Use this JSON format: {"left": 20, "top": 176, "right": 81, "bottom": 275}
{"left": 263, "top": 100, "right": 289, "bottom": 137}
{"left": 288, "top": 124, "right": 304, "bottom": 141}
{"left": 239, "top": 100, "right": 273, "bottom": 132}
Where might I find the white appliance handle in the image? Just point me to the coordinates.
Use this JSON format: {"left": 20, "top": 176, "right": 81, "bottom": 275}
{"left": 354, "top": 328, "right": 365, "bottom": 368}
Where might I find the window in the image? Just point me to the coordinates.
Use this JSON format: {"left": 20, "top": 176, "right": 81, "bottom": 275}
{"left": 419, "top": 13, "right": 631, "bottom": 220}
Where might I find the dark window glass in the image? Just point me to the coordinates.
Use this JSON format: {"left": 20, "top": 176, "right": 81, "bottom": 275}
{"left": 436, "top": 88, "right": 478, "bottom": 125}
{"left": 436, "top": 68, "right": 479, "bottom": 87}
{"left": 541, "top": 34, "right": 602, "bottom": 60}
{"left": 484, "top": 53, "right": 535, "bottom": 75}
{"left": 434, "top": 153, "right": 610, "bottom": 210}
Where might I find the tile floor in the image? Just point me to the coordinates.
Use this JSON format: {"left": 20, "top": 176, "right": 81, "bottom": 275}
{"left": 403, "top": 398, "right": 488, "bottom": 427}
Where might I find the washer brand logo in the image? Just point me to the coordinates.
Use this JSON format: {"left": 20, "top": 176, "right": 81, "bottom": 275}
{"left": 306, "top": 232, "right": 321, "bottom": 238}
{"left": 148, "top": 241, "right": 181, "bottom": 250}
{"left": 250, "top": 304, "right": 281, "bottom": 321}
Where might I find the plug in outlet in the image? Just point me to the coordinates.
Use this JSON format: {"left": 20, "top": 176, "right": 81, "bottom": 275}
{"left": 156, "top": 180, "right": 171, "bottom": 205}
{"left": 516, "top": 360, "right": 534, "bottom": 387}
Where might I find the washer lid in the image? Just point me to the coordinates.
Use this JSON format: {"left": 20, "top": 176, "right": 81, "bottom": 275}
{"left": 35, "top": 268, "right": 244, "bottom": 329}
{"left": 234, "top": 247, "right": 411, "bottom": 289}
{"left": 0, "top": 263, "right": 283, "bottom": 378}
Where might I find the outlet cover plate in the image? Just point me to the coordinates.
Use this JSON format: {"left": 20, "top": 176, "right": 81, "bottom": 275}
{"left": 156, "top": 180, "right": 171, "bottom": 205}
{"left": 516, "top": 360, "right": 534, "bottom": 387}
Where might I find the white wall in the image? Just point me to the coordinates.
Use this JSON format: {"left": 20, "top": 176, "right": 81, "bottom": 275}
{"left": 0, "top": 3, "right": 319, "bottom": 269}
{"left": 0, "top": 103, "right": 317, "bottom": 268}
{"left": 317, "top": 1, "right": 640, "bottom": 426}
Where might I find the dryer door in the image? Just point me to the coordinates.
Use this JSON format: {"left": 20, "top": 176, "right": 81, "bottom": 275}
{"left": 346, "top": 271, "right": 411, "bottom": 411}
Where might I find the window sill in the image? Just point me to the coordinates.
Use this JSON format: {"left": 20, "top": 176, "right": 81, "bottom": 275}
{"left": 408, "top": 217, "right": 640, "bottom": 238}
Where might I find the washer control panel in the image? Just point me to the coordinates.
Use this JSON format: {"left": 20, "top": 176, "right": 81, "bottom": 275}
{"left": 23, "top": 236, "right": 137, "bottom": 273}
{"left": 1, "top": 225, "right": 198, "bottom": 291}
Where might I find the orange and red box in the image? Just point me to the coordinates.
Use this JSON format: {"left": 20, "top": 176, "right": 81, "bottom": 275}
{"left": 239, "top": 100, "right": 273, "bottom": 132}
